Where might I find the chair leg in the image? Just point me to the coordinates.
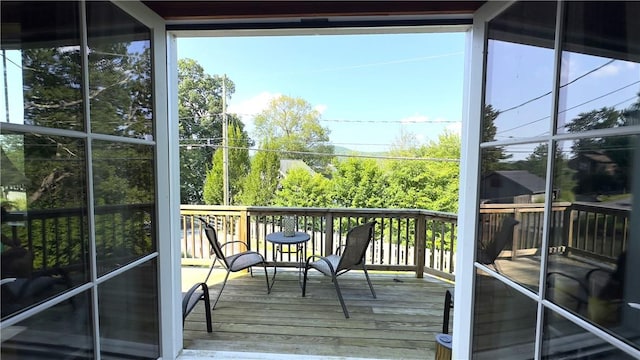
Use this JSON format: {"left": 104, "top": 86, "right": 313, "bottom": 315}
{"left": 362, "top": 265, "right": 376, "bottom": 299}
{"left": 204, "top": 258, "right": 218, "bottom": 284}
{"left": 202, "top": 284, "right": 213, "bottom": 333}
{"left": 212, "top": 270, "right": 231, "bottom": 310}
{"left": 332, "top": 274, "right": 349, "bottom": 318}
{"left": 492, "top": 261, "right": 502, "bottom": 274}
{"left": 302, "top": 266, "right": 309, "bottom": 297}
{"left": 262, "top": 262, "right": 271, "bottom": 294}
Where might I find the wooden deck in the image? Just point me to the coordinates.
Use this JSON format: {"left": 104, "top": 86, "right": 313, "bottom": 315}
{"left": 182, "top": 267, "right": 453, "bottom": 359}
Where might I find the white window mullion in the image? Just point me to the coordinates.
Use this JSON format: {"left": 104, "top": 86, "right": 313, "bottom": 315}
{"left": 534, "top": 2, "right": 566, "bottom": 359}
{"left": 78, "top": 1, "right": 101, "bottom": 359}
{"left": 456, "top": 2, "right": 514, "bottom": 358}
{"left": 112, "top": 1, "right": 177, "bottom": 358}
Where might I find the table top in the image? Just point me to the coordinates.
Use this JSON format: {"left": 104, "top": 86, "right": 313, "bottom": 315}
{"left": 266, "top": 231, "right": 310, "bottom": 245}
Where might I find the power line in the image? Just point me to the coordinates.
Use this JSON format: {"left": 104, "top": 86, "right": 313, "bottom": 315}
{"left": 496, "top": 82, "right": 640, "bottom": 137}
{"left": 498, "top": 59, "right": 617, "bottom": 115}
{"left": 179, "top": 143, "right": 459, "bottom": 163}
{"left": 178, "top": 114, "right": 460, "bottom": 125}
{"left": 320, "top": 118, "right": 459, "bottom": 124}
{"left": 181, "top": 138, "right": 443, "bottom": 150}
{"left": 301, "top": 52, "right": 464, "bottom": 74}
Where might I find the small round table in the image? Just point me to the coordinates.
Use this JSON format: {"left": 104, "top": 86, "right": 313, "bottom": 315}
{"left": 266, "top": 231, "right": 310, "bottom": 289}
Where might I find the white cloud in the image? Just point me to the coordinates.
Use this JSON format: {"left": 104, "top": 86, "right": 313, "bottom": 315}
{"left": 593, "top": 63, "right": 620, "bottom": 78}
{"left": 227, "top": 91, "right": 281, "bottom": 123}
{"left": 314, "top": 104, "right": 328, "bottom": 114}
{"left": 446, "top": 121, "right": 462, "bottom": 136}
{"left": 625, "top": 61, "right": 639, "bottom": 70}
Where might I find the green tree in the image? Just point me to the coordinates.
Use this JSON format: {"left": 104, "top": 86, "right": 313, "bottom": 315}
{"left": 274, "top": 168, "right": 332, "bottom": 207}
{"left": 523, "top": 143, "right": 549, "bottom": 179}
{"left": 253, "top": 95, "right": 334, "bottom": 173}
{"left": 421, "top": 132, "right": 461, "bottom": 213}
{"left": 237, "top": 145, "right": 281, "bottom": 206}
{"left": 565, "top": 107, "right": 629, "bottom": 194}
{"left": 21, "top": 41, "right": 152, "bottom": 209}
{"left": 332, "top": 158, "right": 388, "bottom": 209}
{"left": 481, "top": 104, "right": 512, "bottom": 174}
{"left": 385, "top": 131, "right": 460, "bottom": 212}
{"left": 178, "top": 59, "right": 252, "bottom": 204}
{"left": 203, "top": 124, "right": 251, "bottom": 205}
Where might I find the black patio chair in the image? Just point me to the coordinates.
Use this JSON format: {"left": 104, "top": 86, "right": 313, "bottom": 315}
{"left": 182, "top": 282, "right": 212, "bottom": 332}
{"left": 476, "top": 216, "right": 519, "bottom": 274}
{"left": 198, "top": 217, "right": 270, "bottom": 310}
{"left": 302, "top": 221, "right": 376, "bottom": 318}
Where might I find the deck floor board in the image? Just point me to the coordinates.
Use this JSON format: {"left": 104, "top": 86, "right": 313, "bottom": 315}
{"left": 183, "top": 269, "right": 452, "bottom": 359}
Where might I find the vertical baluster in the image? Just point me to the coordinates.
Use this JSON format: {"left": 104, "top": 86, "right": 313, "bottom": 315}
{"left": 449, "top": 223, "right": 456, "bottom": 274}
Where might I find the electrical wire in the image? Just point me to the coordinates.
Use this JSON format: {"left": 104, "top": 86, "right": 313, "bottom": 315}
{"left": 497, "top": 59, "right": 616, "bottom": 115}
{"left": 496, "top": 83, "right": 640, "bottom": 137}
{"left": 179, "top": 143, "right": 460, "bottom": 162}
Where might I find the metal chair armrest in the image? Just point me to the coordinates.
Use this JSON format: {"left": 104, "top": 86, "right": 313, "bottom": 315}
{"left": 220, "top": 240, "right": 250, "bottom": 253}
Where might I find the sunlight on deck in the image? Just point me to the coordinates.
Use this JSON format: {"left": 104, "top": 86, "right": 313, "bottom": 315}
{"left": 180, "top": 266, "right": 453, "bottom": 360}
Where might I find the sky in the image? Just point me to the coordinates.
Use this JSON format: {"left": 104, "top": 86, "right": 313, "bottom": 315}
{"left": 177, "top": 32, "right": 466, "bottom": 153}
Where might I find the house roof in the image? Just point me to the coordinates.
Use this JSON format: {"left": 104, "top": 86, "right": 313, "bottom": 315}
{"left": 493, "top": 170, "right": 546, "bottom": 194}
{"left": 582, "top": 152, "right": 615, "bottom": 164}
{"left": 0, "top": 148, "right": 27, "bottom": 187}
{"left": 279, "top": 159, "right": 316, "bottom": 176}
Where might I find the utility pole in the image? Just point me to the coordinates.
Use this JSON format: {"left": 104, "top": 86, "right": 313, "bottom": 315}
{"left": 3, "top": 50, "right": 9, "bottom": 122}
{"left": 222, "top": 74, "right": 230, "bottom": 206}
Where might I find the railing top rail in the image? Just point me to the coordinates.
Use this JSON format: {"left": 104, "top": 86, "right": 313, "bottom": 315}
{"left": 179, "top": 205, "right": 458, "bottom": 221}
{"left": 570, "top": 201, "right": 632, "bottom": 214}
{"left": 480, "top": 202, "right": 573, "bottom": 209}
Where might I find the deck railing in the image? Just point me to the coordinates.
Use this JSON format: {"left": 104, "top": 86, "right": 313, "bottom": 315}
{"left": 180, "top": 205, "right": 458, "bottom": 279}
{"left": 479, "top": 202, "right": 630, "bottom": 264}
{"left": 1, "top": 201, "right": 627, "bottom": 280}
{"left": 2, "top": 204, "right": 154, "bottom": 274}
{"left": 565, "top": 201, "right": 630, "bottom": 262}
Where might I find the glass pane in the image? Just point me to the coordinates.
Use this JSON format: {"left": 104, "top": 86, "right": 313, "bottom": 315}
{"left": 483, "top": 1, "right": 557, "bottom": 142}
{"left": 0, "top": 1, "right": 83, "bottom": 130}
{"left": 0, "top": 291, "right": 93, "bottom": 359}
{"left": 1, "top": 131, "right": 89, "bottom": 319}
{"left": 98, "top": 259, "right": 159, "bottom": 359}
{"left": 546, "top": 135, "right": 639, "bottom": 349}
{"left": 92, "top": 141, "right": 156, "bottom": 275}
{"left": 543, "top": 309, "right": 636, "bottom": 359}
{"left": 557, "top": 1, "right": 640, "bottom": 134}
{"left": 478, "top": 143, "right": 548, "bottom": 291}
{"left": 86, "top": 1, "right": 153, "bottom": 139}
{"left": 472, "top": 268, "right": 537, "bottom": 359}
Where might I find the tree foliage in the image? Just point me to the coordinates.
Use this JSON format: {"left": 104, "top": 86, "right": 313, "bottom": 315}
{"left": 481, "top": 104, "right": 512, "bottom": 174}
{"left": 421, "top": 132, "right": 461, "bottom": 213}
{"left": 20, "top": 40, "right": 153, "bottom": 209}
{"left": 178, "top": 59, "right": 236, "bottom": 204}
{"left": 253, "top": 95, "right": 334, "bottom": 173}
{"left": 331, "top": 158, "right": 389, "bottom": 209}
{"left": 274, "top": 168, "right": 332, "bottom": 207}
{"left": 203, "top": 123, "right": 251, "bottom": 205}
{"left": 385, "top": 132, "right": 460, "bottom": 212}
{"left": 237, "top": 145, "right": 280, "bottom": 206}
{"left": 565, "top": 106, "right": 632, "bottom": 195}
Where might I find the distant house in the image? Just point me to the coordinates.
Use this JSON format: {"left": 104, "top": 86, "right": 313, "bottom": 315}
{"left": 568, "top": 151, "right": 617, "bottom": 176}
{"left": 0, "top": 148, "right": 27, "bottom": 196}
{"left": 279, "top": 159, "right": 316, "bottom": 178}
{"left": 568, "top": 151, "right": 621, "bottom": 194}
{"left": 481, "top": 170, "right": 555, "bottom": 203}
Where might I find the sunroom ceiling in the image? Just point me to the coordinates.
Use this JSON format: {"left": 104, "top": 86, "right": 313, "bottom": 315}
{"left": 141, "top": 1, "right": 485, "bottom": 26}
